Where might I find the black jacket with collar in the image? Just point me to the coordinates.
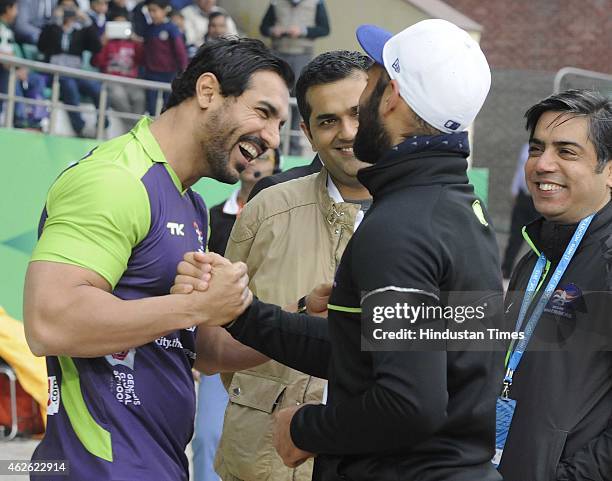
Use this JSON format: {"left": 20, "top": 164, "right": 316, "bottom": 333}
{"left": 227, "top": 146, "right": 504, "bottom": 481}
{"left": 499, "top": 201, "right": 612, "bottom": 481}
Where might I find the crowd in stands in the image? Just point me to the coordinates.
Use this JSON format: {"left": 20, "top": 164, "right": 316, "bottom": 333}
{"left": 0, "top": 0, "right": 245, "bottom": 136}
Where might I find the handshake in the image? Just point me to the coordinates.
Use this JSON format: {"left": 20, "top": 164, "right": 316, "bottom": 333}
{"left": 170, "top": 251, "right": 331, "bottom": 329}
{"left": 171, "top": 251, "right": 253, "bottom": 327}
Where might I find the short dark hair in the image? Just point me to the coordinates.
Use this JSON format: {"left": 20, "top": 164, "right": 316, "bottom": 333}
{"left": 295, "top": 50, "right": 373, "bottom": 128}
{"left": 107, "top": 7, "right": 129, "bottom": 20}
{"left": 144, "top": 0, "right": 170, "bottom": 9}
{"left": 164, "top": 37, "right": 294, "bottom": 111}
{"left": 0, "top": 0, "right": 17, "bottom": 16}
{"left": 208, "top": 11, "right": 226, "bottom": 23}
{"left": 525, "top": 89, "right": 612, "bottom": 172}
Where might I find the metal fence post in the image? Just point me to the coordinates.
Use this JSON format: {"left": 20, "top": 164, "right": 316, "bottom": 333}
{"left": 96, "top": 81, "right": 109, "bottom": 140}
{"left": 48, "top": 74, "right": 61, "bottom": 136}
{"left": 4, "top": 66, "right": 17, "bottom": 128}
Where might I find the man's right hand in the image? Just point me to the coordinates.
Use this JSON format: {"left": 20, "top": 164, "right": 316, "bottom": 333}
{"left": 172, "top": 252, "right": 253, "bottom": 327}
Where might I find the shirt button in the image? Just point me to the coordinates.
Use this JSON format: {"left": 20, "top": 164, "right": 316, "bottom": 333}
{"left": 232, "top": 387, "right": 241, "bottom": 396}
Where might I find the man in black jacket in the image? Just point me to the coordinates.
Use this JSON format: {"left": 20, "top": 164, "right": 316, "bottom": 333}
{"left": 498, "top": 90, "right": 612, "bottom": 480}
{"left": 174, "top": 20, "right": 503, "bottom": 481}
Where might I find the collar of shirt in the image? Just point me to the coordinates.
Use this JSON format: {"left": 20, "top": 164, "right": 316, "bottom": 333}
{"left": 222, "top": 189, "right": 241, "bottom": 216}
{"left": 326, "top": 174, "right": 364, "bottom": 231}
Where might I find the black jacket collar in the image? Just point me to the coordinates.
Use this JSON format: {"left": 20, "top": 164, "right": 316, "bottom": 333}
{"left": 357, "top": 147, "right": 469, "bottom": 199}
{"left": 524, "top": 200, "right": 612, "bottom": 263}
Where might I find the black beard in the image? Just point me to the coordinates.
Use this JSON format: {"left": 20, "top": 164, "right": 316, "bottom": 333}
{"left": 203, "top": 109, "right": 238, "bottom": 184}
{"left": 353, "top": 79, "right": 393, "bottom": 164}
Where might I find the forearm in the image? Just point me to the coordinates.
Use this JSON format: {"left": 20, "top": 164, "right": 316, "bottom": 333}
{"left": 226, "top": 298, "right": 330, "bottom": 378}
{"left": 194, "top": 326, "right": 268, "bottom": 374}
{"left": 291, "top": 352, "right": 448, "bottom": 456}
{"left": 306, "top": 2, "right": 330, "bottom": 38}
{"left": 25, "top": 281, "right": 197, "bottom": 357}
{"left": 15, "top": 15, "right": 40, "bottom": 44}
{"left": 259, "top": 5, "right": 276, "bottom": 37}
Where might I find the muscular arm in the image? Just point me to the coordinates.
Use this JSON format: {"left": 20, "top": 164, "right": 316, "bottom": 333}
{"left": 24, "top": 261, "right": 199, "bottom": 357}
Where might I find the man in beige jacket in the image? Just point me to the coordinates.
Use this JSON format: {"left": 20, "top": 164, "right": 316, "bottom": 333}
{"left": 197, "top": 50, "right": 373, "bottom": 481}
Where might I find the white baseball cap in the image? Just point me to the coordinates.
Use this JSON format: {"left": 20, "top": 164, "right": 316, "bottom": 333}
{"left": 356, "top": 19, "right": 491, "bottom": 133}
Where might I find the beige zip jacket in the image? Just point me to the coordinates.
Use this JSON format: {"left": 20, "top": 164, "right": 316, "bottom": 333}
{"left": 215, "top": 168, "right": 360, "bottom": 481}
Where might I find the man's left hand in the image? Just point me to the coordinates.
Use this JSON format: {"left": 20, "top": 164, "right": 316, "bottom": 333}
{"left": 273, "top": 404, "right": 315, "bottom": 468}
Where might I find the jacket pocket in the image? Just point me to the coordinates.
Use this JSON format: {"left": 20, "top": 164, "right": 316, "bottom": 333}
{"left": 218, "top": 372, "right": 288, "bottom": 480}
{"left": 227, "top": 372, "right": 287, "bottom": 413}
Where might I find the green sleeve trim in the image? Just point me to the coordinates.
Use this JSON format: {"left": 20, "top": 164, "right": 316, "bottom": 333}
{"left": 521, "top": 226, "right": 540, "bottom": 256}
{"left": 58, "top": 356, "right": 113, "bottom": 462}
{"left": 31, "top": 162, "right": 150, "bottom": 288}
{"left": 328, "top": 304, "right": 362, "bottom": 314}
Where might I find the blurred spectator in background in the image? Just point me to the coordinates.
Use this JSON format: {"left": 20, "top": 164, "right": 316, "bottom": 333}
{"left": 142, "top": 0, "right": 187, "bottom": 115}
{"left": 13, "top": 0, "right": 56, "bottom": 44}
{"left": 501, "top": 142, "right": 539, "bottom": 279}
{"left": 208, "top": 148, "right": 280, "bottom": 254}
{"left": 260, "top": 0, "right": 329, "bottom": 155}
{"left": 181, "top": 0, "right": 236, "bottom": 55}
{"left": 91, "top": 8, "right": 144, "bottom": 131}
{"left": 192, "top": 147, "right": 280, "bottom": 481}
{"left": 38, "top": 0, "right": 104, "bottom": 136}
{"left": 131, "top": 0, "right": 149, "bottom": 37}
{"left": 169, "top": 9, "right": 187, "bottom": 44}
{"left": 108, "top": 0, "right": 133, "bottom": 22}
{"left": 87, "top": 0, "right": 109, "bottom": 38}
{"left": 0, "top": 0, "right": 47, "bottom": 128}
{"left": 204, "top": 10, "right": 227, "bottom": 42}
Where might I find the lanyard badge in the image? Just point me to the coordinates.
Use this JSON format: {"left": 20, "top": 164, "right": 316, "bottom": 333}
{"left": 493, "top": 214, "right": 594, "bottom": 468}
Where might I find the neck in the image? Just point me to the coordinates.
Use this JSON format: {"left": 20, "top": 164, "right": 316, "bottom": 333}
{"left": 238, "top": 182, "right": 254, "bottom": 202}
{"left": 149, "top": 106, "right": 207, "bottom": 190}
{"left": 333, "top": 178, "right": 371, "bottom": 201}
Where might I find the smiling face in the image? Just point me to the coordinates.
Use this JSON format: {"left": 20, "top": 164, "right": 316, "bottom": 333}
{"left": 200, "top": 70, "right": 289, "bottom": 184}
{"left": 526, "top": 110, "right": 612, "bottom": 223}
{"left": 302, "top": 72, "right": 371, "bottom": 188}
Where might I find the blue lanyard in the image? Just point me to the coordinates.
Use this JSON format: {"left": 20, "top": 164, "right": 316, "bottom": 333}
{"left": 503, "top": 215, "right": 594, "bottom": 395}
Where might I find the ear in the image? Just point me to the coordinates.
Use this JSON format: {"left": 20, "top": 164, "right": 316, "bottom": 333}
{"left": 195, "top": 72, "right": 220, "bottom": 110}
{"left": 380, "top": 79, "right": 402, "bottom": 116}
{"left": 300, "top": 121, "right": 317, "bottom": 152}
{"left": 605, "top": 161, "right": 612, "bottom": 190}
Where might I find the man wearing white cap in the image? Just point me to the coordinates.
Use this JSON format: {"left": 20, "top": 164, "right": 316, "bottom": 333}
{"left": 173, "top": 19, "right": 504, "bottom": 481}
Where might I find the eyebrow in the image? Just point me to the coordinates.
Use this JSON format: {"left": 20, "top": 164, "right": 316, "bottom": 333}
{"left": 257, "top": 101, "right": 279, "bottom": 117}
{"left": 315, "top": 113, "right": 338, "bottom": 122}
{"left": 530, "top": 138, "right": 585, "bottom": 150}
{"left": 315, "top": 106, "right": 359, "bottom": 122}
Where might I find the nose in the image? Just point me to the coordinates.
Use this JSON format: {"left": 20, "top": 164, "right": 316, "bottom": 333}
{"left": 532, "top": 148, "right": 558, "bottom": 174}
{"left": 261, "top": 122, "right": 281, "bottom": 150}
{"left": 338, "top": 116, "right": 359, "bottom": 142}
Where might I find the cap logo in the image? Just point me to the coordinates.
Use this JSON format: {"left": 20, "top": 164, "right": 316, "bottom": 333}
{"left": 392, "top": 58, "right": 400, "bottom": 73}
{"left": 444, "top": 120, "right": 461, "bottom": 131}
